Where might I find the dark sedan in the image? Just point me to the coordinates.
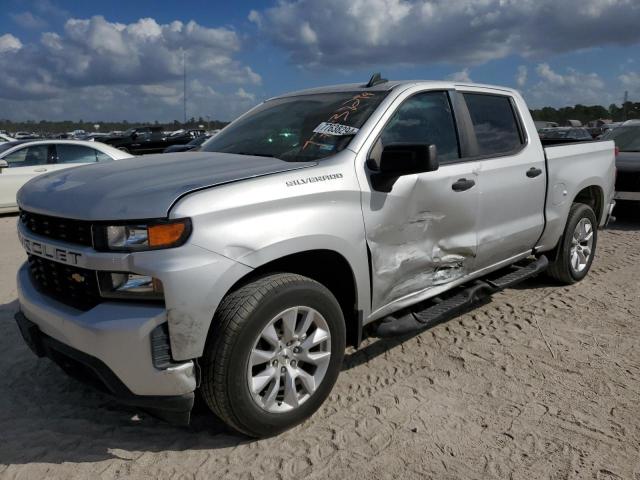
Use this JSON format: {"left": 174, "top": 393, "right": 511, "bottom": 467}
{"left": 602, "top": 123, "right": 640, "bottom": 202}
{"left": 163, "top": 134, "right": 211, "bottom": 153}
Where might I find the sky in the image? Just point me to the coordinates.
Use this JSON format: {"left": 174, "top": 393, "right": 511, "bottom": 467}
{"left": 1, "top": 0, "right": 639, "bottom": 122}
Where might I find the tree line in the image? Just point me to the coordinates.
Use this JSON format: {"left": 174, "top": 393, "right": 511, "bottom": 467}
{"left": 530, "top": 102, "right": 640, "bottom": 125}
{"left": 2, "top": 102, "right": 639, "bottom": 134}
{"left": 0, "top": 117, "right": 229, "bottom": 134}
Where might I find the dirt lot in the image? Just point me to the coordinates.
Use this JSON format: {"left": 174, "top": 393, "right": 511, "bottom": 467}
{"left": 0, "top": 206, "right": 639, "bottom": 480}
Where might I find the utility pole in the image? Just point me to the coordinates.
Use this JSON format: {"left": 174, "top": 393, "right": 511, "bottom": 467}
{"left": 183, "top": 50, "right": 187, "bottom": 125}
{"left": 623, "top": 90, "right": 629, "bottom": 121}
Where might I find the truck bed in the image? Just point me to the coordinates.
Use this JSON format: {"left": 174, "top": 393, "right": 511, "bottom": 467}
{"left": 536, "top": 140, "right": 616, "bottom": 251}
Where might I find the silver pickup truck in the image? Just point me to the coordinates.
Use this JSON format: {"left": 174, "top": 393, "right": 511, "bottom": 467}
{"left": 14, "top": 77, "right": 615, "bottom": 437}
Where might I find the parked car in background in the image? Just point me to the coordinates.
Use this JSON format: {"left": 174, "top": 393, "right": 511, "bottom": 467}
{"left": 534, "top": 120, "right": 559, "bottom": 131}
{"left": 0, "top": 133, "right": 15, "bottom": 143}
{"left": 602, "top": 123, "right": 640, "bottom": 202}
{"left": 163, "top": 134, "right": 211, "bottom": 153}
{"left": 100, "top": 127, "right": 205, "bottom": 154}
{"left": 0, "top": 140, "right": 133, "bottom": 213}
{"left": 539, "top": 127, "right": 592, "bottom": 144}
{"left": 14, "top": 132, "right": 40, "bottom": 140}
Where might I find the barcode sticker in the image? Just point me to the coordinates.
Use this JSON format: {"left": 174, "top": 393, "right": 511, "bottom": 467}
{"left": 313, "top": 122, "right": 360, "bottom": 136}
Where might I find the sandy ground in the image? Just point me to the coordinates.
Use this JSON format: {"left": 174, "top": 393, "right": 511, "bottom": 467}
{"left": 0, "top": 205, "right": 639, "bottom": 480}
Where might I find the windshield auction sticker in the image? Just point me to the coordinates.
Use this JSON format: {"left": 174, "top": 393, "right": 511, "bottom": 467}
{"left": 312, "top": 122, "right": 360, "bottom": 136}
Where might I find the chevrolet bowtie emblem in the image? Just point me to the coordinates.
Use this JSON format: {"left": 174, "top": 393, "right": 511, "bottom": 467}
{"left": 71, "top": 273, "right": 85, "bottom": 283}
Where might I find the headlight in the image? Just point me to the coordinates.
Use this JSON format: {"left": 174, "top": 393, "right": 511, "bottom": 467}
{"left": 94, "top": 218, "right": 191, "bottom": 252}
{"left": 98, "top": 272, "right": 164, "bottom": 300}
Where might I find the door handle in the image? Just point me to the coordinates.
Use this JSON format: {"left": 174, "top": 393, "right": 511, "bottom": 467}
{"left": 452, "top": 178, "right": 475, "bottom": 192}
{"left": 526, "top": 167, "right": 542, "bottom": 178}
{"left": 34, "top": 168, "right": 47, "bottom": 172}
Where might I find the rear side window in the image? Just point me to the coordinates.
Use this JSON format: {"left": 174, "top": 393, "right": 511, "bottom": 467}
{"left": 463, "top": 93, "right": 523, "bottom": 156}
{"left": 56, "top": 144, "right": 98, "bottom": 164}
{"left": 380, "top": 91, "right": 460, "bottom": 161}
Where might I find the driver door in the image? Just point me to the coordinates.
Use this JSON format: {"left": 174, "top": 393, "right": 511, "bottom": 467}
{"left": 357, "top": 90, "right": 480, "bottom": 317}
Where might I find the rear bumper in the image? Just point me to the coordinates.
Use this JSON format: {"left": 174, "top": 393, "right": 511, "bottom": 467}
{"left": 604, "top": 200, "right": 616, "bottom": 228}
{"left": 614, "top": 191, "right": 640, "bottom": 201}
{"left": 15, "top": 311, "right": 194, "bottom": 424}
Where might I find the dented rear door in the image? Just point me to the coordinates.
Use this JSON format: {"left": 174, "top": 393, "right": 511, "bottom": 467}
{"left": 356, "top": 90, "right": 480, "bottom": 316}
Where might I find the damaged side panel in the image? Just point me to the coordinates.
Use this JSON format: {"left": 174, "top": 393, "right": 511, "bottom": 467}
{"left": 361, "top": 164, "right": 481, "bottom": 317}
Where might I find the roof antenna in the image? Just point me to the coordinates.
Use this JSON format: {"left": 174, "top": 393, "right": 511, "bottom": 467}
{"left": 365, "top": 72, "right": 388, "bottom": 88}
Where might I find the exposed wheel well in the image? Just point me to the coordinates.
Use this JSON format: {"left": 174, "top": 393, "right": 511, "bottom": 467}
{"left": 574, "top": 185, "right": 604, "bottom": 224}
{"left": 546, "top": 185, "right": 604, "bottom": 262}
{"left": 225, "top": 250, "right": 360, "bottom": 347}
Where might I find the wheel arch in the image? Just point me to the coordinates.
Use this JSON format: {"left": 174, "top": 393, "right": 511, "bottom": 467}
{"left": 219, "top": 249, "right": 362, "bottom": 348}
{"left": 573, "top": 184, "right": 604, "bottom": 224}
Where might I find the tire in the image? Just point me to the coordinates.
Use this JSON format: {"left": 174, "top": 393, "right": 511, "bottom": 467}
{"left": 547, "top": 203, "right": 598, "bottom": 284}
{"left": 200, "top": 273, "right": 346, "bottom": 438}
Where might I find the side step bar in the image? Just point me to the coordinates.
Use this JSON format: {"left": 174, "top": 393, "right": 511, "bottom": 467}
{"left": 375, "top": 255, "right": 548, "bottom": 338}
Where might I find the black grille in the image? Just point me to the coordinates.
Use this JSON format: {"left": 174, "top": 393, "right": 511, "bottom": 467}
{"left": 28, "top": 255, "right": 101, "bottom": 311}
{"left": 20, "top": 211, "right": 93, "bottom": 247}
{"left": 616, "top": 172, "right": 640, "bottom": 193}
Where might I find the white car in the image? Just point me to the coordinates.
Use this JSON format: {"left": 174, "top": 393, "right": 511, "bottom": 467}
{"left": 0, "top": 134, "right": 15, "bottom": 143}
{"left": 0, "top": 140, "right": 133, "bottom": 213}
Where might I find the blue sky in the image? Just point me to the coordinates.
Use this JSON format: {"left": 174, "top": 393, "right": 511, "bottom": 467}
{"left": 1, "top": 0, "right": 639, "bottom": 121}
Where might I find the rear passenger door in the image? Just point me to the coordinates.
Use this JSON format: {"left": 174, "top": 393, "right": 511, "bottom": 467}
{"left": 460, "top": 91, "right": 546, "bottom": 270}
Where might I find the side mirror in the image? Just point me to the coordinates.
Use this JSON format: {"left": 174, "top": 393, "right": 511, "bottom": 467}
{"left": 0, "top": 159, "right": 8, "bottom": 171}
{"left": 131, "top": 132, "right": 138, "bottom": 139}
{"left": 378, "top": 143, "right": 439, "bottom": 175}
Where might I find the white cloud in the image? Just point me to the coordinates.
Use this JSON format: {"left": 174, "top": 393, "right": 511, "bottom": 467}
{"left": 10, "top": 11, "right": 47, "bottom": 29}
{"left": 526, "top": 64, "right": 610, "bottom": 107}
{"left": 253, "top": 0, "right": 640, "bottom": 68}
{"left": 619, "top": 72, "right": 640, "bottom": 88}
{"left": 0, "top": 16, "right": 261, "bottom": 120}
{"left": 0, "top": 34, "right": 23, "bottom": 53}
{"left": 516, "top": 66, "right": 528, "bottom": 87}
{"left": 447, "top": 68, "right": 472, "bottom": 82}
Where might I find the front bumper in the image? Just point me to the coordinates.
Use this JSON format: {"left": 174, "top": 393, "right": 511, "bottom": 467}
{"left": 17, "top": 264, "right": 197, "bottom": 398}
{"left": 15, "top": 311, "right": 194, "bottom": 424}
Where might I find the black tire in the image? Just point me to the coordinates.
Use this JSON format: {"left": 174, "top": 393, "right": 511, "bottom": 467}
{"left": 200, "top": 273, "right": 346, "bottom": 438}
{"left": 547, "top": 203, "right": 598, "bottom": 284}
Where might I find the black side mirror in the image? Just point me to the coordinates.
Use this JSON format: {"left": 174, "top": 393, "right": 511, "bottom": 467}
{"left": 378, "top": 143, "right": 438, "bottom": 175}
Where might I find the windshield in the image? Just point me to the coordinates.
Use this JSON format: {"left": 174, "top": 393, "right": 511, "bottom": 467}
{"left": 201, "top": 91, "right": 388, "bottom": 161}
{"left": 602, "top": 126, "right": 640, "bottom": 151}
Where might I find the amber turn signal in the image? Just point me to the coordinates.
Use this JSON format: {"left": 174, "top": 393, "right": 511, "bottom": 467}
{"left": 148, "top": 221, "right": 188, "bottom": 248}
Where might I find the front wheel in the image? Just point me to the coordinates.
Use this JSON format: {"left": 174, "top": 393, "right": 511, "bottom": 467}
{"left": 547, "top": 203, "right": 598, "bottom": 284}
{"left": 200, "top": 273, "right": 346, "bottom": 437}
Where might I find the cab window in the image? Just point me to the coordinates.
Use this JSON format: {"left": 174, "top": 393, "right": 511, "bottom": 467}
{"left": 463, "top": 93, "right": 523, "bottom": 156}
{"left": 380, "top": 91, "right": 460, "bottom": 161}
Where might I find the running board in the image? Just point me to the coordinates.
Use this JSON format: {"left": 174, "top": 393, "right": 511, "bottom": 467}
{"left": 375, "top": 255, "right": 548, "bottom": 338}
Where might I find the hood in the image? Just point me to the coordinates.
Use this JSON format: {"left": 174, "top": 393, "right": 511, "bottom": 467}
{"left": 616, "top": 151, "right": 640, "bottom": 172}
{"left": 18, "top": 152, "right": 316, "bottom": 221}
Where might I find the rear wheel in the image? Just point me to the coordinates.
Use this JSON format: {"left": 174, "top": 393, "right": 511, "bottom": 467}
{"left": 547, "top": 203, "right": 598, "bottom": 284}
{"left": 200, "top": 273, "right": 346, "bottom": 437}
